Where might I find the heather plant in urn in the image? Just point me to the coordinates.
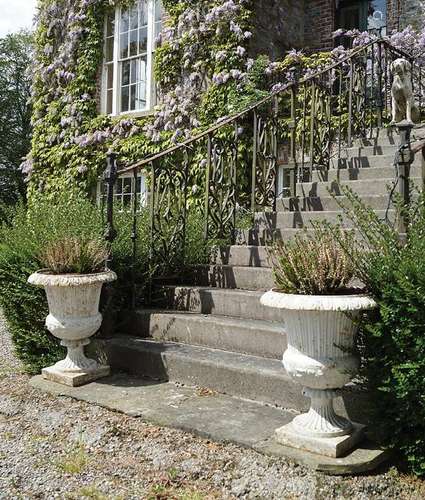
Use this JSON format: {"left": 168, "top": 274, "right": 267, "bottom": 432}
{"left": 261, "top": 225, "right": 376, "bottom": 458}
{"left": 28, "top": 199, "right": 116, "bottom": 387}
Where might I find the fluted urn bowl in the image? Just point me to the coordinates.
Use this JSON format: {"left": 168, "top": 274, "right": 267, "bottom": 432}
{"left": 261, "top": 291, "right": 376, "bottom": 389}
{"left": 28, "top": 270, "right": 116, "bottom": 384}
{"left": 261, "top": 290, "right": 376, "bottom": 446}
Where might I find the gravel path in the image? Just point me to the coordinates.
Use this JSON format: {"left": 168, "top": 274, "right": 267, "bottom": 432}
{"left": 1, "top": 312, "right": 424, "bottom": 499}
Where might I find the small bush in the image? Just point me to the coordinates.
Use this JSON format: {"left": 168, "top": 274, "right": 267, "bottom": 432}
{"left": 333, "top": 187, "right": 425, "bottom": 476}
{"left": 0, "top": 195, "right": 213, "bottom": 372}
{"left": 0, "top": 194, "right": 106, "bottom": 372}
{"left": 268, "top": 224, "right": 356, "bottom": 295}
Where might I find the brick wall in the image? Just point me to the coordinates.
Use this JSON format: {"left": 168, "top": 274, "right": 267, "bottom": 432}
{"left": 304, "top": 0, "right": 335, "bottom": 52}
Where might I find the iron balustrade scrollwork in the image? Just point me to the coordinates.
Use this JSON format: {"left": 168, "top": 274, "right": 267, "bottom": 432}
{"left": 103, "top": 38, "right": 425, "bottom": 307}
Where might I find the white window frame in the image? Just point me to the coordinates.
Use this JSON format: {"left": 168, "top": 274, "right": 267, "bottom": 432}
{"left": 97, "top": 172, "right": 149, "bottom": 211}
{"left": 101, "top": 0, "right": 160, "bottom": 116}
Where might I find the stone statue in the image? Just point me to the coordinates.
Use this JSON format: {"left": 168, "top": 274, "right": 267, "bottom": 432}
{"left": 390, "top": 57, "right": 420, "bottom": 125}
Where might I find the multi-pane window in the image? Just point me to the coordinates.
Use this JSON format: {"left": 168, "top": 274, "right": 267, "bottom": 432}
{"left": 98, "top": 173, "right": 148, "bottom": 211}
{"left": 102, "top": 0, "right": 162, "bottom": 115}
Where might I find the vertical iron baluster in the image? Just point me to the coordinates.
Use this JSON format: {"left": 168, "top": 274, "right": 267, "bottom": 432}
{"left": 130, "top": 167, "right": 138, "bottom": 309}
{"left": 301, "top": 83, "right": 307, "bottom": 180}
{"left": 377, "top": 41, "right": 383, "bottom": 128}
{"left": 272, "top": 94, "right": 279, "bottom": 211}
{"left": 203, "top": 134, "right": 212, "bottom": 241}
{"left": 309, "top": 80, "right": 316, "bottom": 181}
{"left": 290, "top": 87, "right": 297, "bottom": 197}
{"left": 148, "top": 160, "right": 155, "bottom": 305}
{"left": 181, "top": 147, "right": 189, "bottom": 267}
{"left": 326, "top": 70, "right": 332, "bottom": 171}
{"left": 337, "top": 68, "right": 343, "bottom": 167}
{"left": 104, "top": 151, "right": 117, "bottom": 271}
{"left": 251, "top": 110, "right": 258, "bottom": 214}
{"left": 384, "top": 45, "right": 388, "bottom": 116}
{"left": 232, "top": 122, "right": 238, "bottom": 243}
{"left": 370, "top": 43, "right": 375, "bottom": 136}
{"left": 348, "top": 60, "right": 354, "bottom": 148}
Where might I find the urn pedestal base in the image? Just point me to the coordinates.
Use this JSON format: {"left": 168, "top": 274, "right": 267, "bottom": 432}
{"left": 275, "top": 421, "right": 365, "bottom": 458}
{"left": 42, "top": 364, "right": 110, "bottom": 387}
{"left": 42, "top": 338, "right": 110, "bottom": 387}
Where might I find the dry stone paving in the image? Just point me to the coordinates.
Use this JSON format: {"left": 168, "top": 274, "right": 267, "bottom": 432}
{"left": 0, "top": 313, "right": 425, "bottom": 499}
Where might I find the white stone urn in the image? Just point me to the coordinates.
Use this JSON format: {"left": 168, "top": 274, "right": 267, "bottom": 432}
{"left": 261, "top": 290, "right": 376, "bottom": 457}
{"left": 28, "top": 270, "right": 117, "bottom": 387}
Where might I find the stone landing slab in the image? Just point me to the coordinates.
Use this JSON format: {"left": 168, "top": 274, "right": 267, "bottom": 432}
{"left": 30, "top": 374, "right": 389, "bottom": 475}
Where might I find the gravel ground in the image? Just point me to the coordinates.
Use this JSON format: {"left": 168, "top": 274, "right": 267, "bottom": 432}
{"left": 1, "top": 312, "right": 425, "bottom": 499}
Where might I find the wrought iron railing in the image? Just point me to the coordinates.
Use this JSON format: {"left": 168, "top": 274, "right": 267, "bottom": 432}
{"left": 103, "top": 38, "right": 425, "bottom": 306}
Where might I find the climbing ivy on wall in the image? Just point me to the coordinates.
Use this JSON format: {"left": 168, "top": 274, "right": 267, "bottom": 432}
{"left": 26, "top": 0, "right": 257, "bottom": 200}
{"left": 28, "top": 0, "right": 423, "bottom": 201}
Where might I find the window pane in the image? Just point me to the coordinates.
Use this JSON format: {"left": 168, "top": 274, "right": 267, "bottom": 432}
{"left": 106, "top": 12, "right": 115, "bottom": 37}
{"left": 136, "top": 80, "right": 146, "bottom": 109}
{"left": 130, "top": 4, "right": 138, "bottom": 30}
{"left": 154, "top": 21, "right": 161, "bottom": 48}
{"left": 107, "top": 90, "right": 113, "bottom": 115}
{"left": 129, "top": 29, "right": 138, "bottom": 57}
{"left": 116, "top": 179, "right": 123, "bottom": 194}
{"left": 105, "top": 37, "right": 114, "bottom": 62}
{"left": 138, "top": 27, "right": 148, "bottom": 53}
{"left": 120, "top": 32, "right": 129, "bottom": 58}
{"left": 155, "top": 0, "right": 162, "bottom": 22}
{"left": 120, "top": 9, "right": 129, "bottom": 33}
{"left": 123, "top": 178, "right": 132, "bottom": 193}
{"left": 130, "top": 84, "right": 137, "bottom": 110}
{"left": 122, "top": 61, "right": 130, "bottom": 85}
{"left": 130, "top": 59, "right": 137, "bottom": 84}
{"left": 139, "top": 0, "right": 148, "bottom": 26}
{"left": 106, "top": 64, "right": 114, "bottom": 89}
{"left": 121, "top": 85, "right": 129, "bottom": 112}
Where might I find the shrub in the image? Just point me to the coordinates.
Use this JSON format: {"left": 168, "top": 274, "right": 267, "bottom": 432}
{"left": 333, "top": 187, "right": 425, "bottom": 476}
{"left": 0, "top": 195, "right": 213, "bottom": 372}
{"left": 268, "top": 224, "right": 356, "bottom": 295}
{"left": 0, "top": 195, "right": 106, "bottom": 372}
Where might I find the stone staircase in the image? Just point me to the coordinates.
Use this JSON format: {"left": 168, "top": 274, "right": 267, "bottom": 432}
{"left": 98, "top": 126, "right": 424, "bottom": 423}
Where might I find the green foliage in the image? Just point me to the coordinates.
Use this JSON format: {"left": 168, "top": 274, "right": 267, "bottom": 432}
{"left": 268, "top": 224, "right": 355, "bottom": 295}
{"left": 0, "top": 195, "right": 212, "bottom": 372}
{"left": 0, "top": 195, "right": 106, "bottom": 372}
{"left": 40, "top": 237, "right": 108, "bottom": 274}
{"left": 0, "top": 30, "right": 33, "bottom": 204}
{"left": 333, "top": 187, "right": 425, "bottom": 476}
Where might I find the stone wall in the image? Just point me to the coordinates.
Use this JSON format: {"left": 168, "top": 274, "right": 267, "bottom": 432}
{"left": 250, "top": 0, "right": 305, "bottom": 59}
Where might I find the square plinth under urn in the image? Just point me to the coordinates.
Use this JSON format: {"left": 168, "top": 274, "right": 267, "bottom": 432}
{"left": 42, "top": 365, "right": 111, "bottom": 387}
{"left": 275, "top": 422, "right": 366, "bottom": 458}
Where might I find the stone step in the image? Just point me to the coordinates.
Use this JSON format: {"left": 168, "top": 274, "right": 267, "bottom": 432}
{"left": 165, "top": 286, "right": 283, "bottom": 321}
{"left": 98, "top": 335, "right": 301, "bottom": 409}
{"left": 212, "top": 245, "right": 269, "bottom": 267}
{"left": 253, "top": 210, "right": 394, "bottom": 231}
{"left": 346, "top": 145, "right": 398, "bottom": 157}
{"left": 193, "top": 265, "right": 274, "bottom": 290}
{"left": 312, "top": 164, "right": 422, "bottom": 182}
{"left": 331, "top": 154, "right": 422, "bottom": 169}
{"left": 96, "top": 335, "right": 369, "bottom": 422}
{"left": 122, "top": 309, "right": 286, "bottom": 359}
{"left": 277, "top": 194, "right": 394, "bottom": 212}
{"left": 297, "top": 177, "right": 421, "bottom": 198}
{"left": 353, "top": 136, "right": 398, "bottom": 147}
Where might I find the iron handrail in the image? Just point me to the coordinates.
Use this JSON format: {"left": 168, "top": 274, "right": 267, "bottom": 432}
{"left": 117, "top": 37, "right": 415, "bottom": 175}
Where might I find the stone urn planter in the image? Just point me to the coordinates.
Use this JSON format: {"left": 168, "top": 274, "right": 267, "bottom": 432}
{"left": 261, "top": 290, "right": 376, "bottom": 458}
{"left": 28, "top": 270, "right": 117, "bottom": 387}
